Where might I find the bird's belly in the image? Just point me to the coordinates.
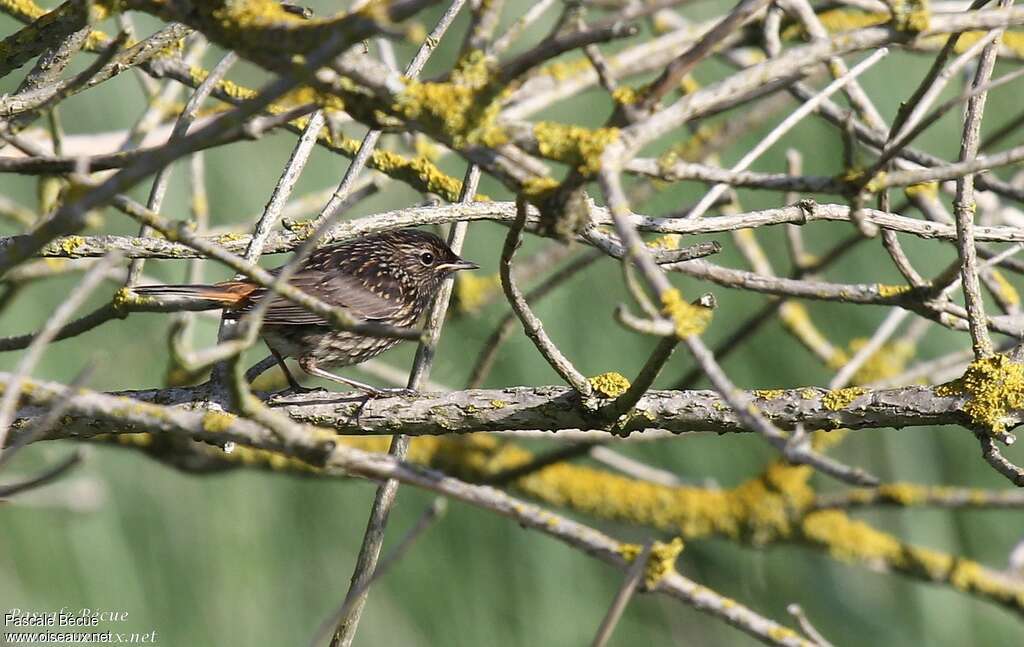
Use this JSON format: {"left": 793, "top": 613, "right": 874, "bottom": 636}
{"left": 261, "top": 326, "right": 402, "bottom": 368}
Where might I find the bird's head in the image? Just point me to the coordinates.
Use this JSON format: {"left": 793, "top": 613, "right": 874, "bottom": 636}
{"left": 344, "top": 229, "right": 478, "bottom": 302}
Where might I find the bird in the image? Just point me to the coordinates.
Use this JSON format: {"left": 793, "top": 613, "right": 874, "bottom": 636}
{"left": 133, "top": 228, "right": 478, "bottom": 394}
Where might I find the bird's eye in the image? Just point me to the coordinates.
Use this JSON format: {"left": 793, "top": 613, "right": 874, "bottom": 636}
{"left": 419, "top": 251, "right": 435, "bottom": 266}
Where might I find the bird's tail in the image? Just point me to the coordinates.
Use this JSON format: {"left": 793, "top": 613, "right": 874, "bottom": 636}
{"left": 132, "top": 282, "right": 258, "bottom": 310}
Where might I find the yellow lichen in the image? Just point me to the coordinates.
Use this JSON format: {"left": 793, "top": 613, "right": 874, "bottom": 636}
{"left": 679, "top": 74, "right": 700, "bottom": 95}
{"left": 662, "top": 123, "right": 723, "bottom": 163}
{"left": 890, "top": 0, "right": 930, "bottom": 32}
{"left": 532, "top": 122, "right": 620, "bottom": 175}
{"left": 455, "top": 273, "right": 501, "bottom": 313}
{"left": 661, "top": 288, "right": 712, "bottom": 338}
{"left": 648, "top": 234, "right": 681, "bottom": 250}
{"left": 779, "top": 302, "right": 842, "bottom": 364}
{"left": 877, "top": 283, "right": 912, "bottom": 298}
{"left": 822, "top": 387, "right": 866, "bottom": 411}
{"left": 905, "top": 181, "right": 939, "bottom": 199}
{"left": 619, "top": 538, "right": 685, "bottom": 588}
{"left": 783, "top": 9, "right": 888, "bottom": 40}
{"left": 413, "top": 134, "right": 443, "bottom": 162}
{"left": 56, "top": 236, "right": 85, "bottom": 256}
{"left": 589, "top": 372, "right": 631, "bottom": 399}
{"left": 876, "top": 483, "right": 924, "bottom": 506}
{"left": 520, "top": 176, "right": 561, "bottom": 199}
{"left": 111, "top": 287, "right": 158, "bottom": 313}
{"left": 753, "top": 389, "right": 785, "bottom": 400}
{"left": 847, "top": 339, "right": 916, "bottom": 385}
{"left": 201, "top": 410, "right": 237, "bottom": 433}
{"left": 936, "top": 355, "right": 1024, "bottom": 436}
{"left": 539, "top": 57, "right": 592, "bottom": 81}
{"left": 404, "top": 21, "right": 427, "bottom": 44}
{"left": 611, "top": 85, "right": 639, "bottom": 105}
{"left": 800, "top": 388, "right": 817, "bottom": 400}
{"left": 395, "top": 50, "right": 507, "bottom": 149}
{"left": 988, "top": 270, "right": 1020, "bottom": 307}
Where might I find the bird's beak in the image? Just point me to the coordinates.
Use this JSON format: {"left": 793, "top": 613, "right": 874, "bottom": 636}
{"left": 441, "top": 259, "right": 480, "bottom": 271}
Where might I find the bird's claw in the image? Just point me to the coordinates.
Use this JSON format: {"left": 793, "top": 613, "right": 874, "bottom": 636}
{"left": 273, "top": 384, "right": 330, "bottom": 399}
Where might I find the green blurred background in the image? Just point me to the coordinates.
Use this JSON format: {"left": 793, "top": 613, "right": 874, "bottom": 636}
{"left": 2, "top": 2, "right": 1023, "bottom": 645}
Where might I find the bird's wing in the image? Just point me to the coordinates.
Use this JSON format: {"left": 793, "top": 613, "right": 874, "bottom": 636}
{"left": 232, "top": 269, "right": 403, "bottom": 326}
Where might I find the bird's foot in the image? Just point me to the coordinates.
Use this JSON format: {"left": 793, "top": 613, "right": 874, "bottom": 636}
{"left": 357, "top": 385, "right": 418, "bottom": 398}
{"left": 271, "top": 383, "right": 330, "bottom": 399}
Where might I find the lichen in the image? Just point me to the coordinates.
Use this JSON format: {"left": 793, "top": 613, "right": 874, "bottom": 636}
{"left": 56, "top": 236, "right": 86, "bottom": 256}
{"left": 395, "top": 50, "right": 507, "bottom": 149}
{"left": 876, "top": 483, "right": 924, "bottom": 505}
{"left": 611, "top": 85, "right": 639, "bottom": 105}
{"left": 619, "top": 538, "right": 685, "bottom": 588}
{"left": 455, "top": 272, "right": 501, "bottom": 313}
{"left": 111, "top": 287, "right": 158, "bottom": 313}
{"left": 589, "top": 372, "right": 631, "bottom": 399}
{"left": 935, "top": 354, "right": 1024, "bottom": 436}
{"left": 539, "top": 57, "right": 592, "bottom": 81}
{"left": 799, "top": 509, "right": 1013, "bottom": 598}
{"left": 648, "top": 234, "right": 681, "bottom": 250}
{"left": 783, "top": 9, "right": 888, "bottom": 40}
{"left": 778, "top": 302, "right": 842, "bottom": 364}
{"left": 847, "top": 339, "right": 915, "bottom": 385}
{"left": 877, "top": 283, "right": 912, "bottom": 298}
{"left": 661, "top": 288, "right": 712, "bottom": 338}
{"left": 890, "top": 0, "right": 930, "bottom": 32}
{"left": 905, "top": 181, "right": 939, "bottom": 199}
{"left": 753, "top": 389, "right": 785, "bottom": 400}
{"left": 822, "top": 387, "right": 866, "bottom": 411}
{"left": 202, "top": 410, "right": 237, "bottom": 433}
{"left": 532, "top": 122, "right": 619, "bottom": 175}
{"left": 988, "top": 269, "right": 1020, "bottom": 307}
{"left": 520, "top": 176, "right": 561, "bottom": 199}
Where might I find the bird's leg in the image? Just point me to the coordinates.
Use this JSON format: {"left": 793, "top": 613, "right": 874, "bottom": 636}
{"left": 261, "top": 345, "right": 327, "bottom": 395}
{"left": 297, "top": 357, "right": 415, "bottom": 397}
{"left": 269, "top": 345, "right": 303, "bottom": 390}
{"left": 244, "top": 355, "right": 280, "bottom": 383}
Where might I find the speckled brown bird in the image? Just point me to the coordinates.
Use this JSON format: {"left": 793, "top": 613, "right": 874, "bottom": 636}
{"left": 134, "top": 229, "right": 478, "bottom": 392}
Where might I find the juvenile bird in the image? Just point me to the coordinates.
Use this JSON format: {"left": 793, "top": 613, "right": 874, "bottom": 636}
{"left": 134, "top": 229, "right": 478, "bottom": 393}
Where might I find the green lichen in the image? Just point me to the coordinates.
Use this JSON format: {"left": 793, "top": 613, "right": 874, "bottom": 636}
{"left": 822, "top": 387, "right": 866, "bottom": 411}
{"left": 936, "top": 355, "right": 1024, "bottom": 436}
{"left": 589, "top": 372, "right": 631, "bottom": 399}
